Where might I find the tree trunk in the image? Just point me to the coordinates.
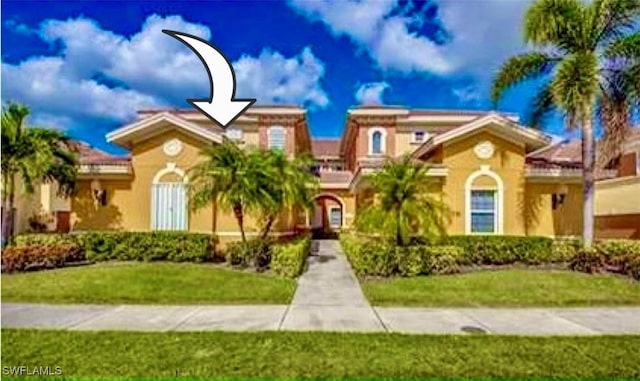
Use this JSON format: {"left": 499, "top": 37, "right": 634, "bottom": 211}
{"left": 582, "top": 111, "right": 595, "bottom": 247}
{"left": 395, "top": 208, "right": 402, "bottom": 246}
{"left": 1, "top": 175, "right": 15, "bottom": 247}
{"left": 232, "top": 204, "right": 246, "bottom": 243}
{"left": 260, "top": 214, "right": 276, "bottom": 240}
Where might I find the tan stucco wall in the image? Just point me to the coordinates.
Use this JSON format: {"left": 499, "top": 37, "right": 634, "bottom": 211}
{"left": 524, "top": 183, "right": 583, "bottom": 237}
{"left": 441, "top": 130, "right": 527, "bottom": 235}
{"left": 595, "top": 177, "right": 640, "bottom": 216}
{"left": 72, "top": 127, "right": 304, "bottom": 237}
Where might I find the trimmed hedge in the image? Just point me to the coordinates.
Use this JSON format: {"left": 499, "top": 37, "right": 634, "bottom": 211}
{"left": 341, "top": 232, "right": 640, "bottom": 280}
{"left": 14, "top": 231, "right": 216, "bottom": 263}
{"left": 2, "top": 244, "right": 84, "bottom": 273}
{"left": 340, "top": 234, "right": 462, "bottom": 277}
{"left": 442, "top": 235, "right": 555, "bottom": 265}
{"left": 271, "top": 236, "right": 311, "bottom": 278}
{"left": 80, "top": 231, "right": 215, "bottom": 262}
{"left": 396, "top": 245, "right": 462, "bottom": 276}
{"left": 570, "top": 240, "right": 640, "bottom": 280}
{"left": 14, "top": 233, "right": 78, "bottom": 247}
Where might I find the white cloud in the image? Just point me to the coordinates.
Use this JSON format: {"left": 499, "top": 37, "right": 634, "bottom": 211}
{"left": 287, "top": 0, "right": 453, "bottom": 75}
{"left": 2, "top": 14, "right": 330, "bottom": 131}
{"left": 452, "top": 85, "right": 482, "bottom": 104}
{"left": 234, "top": 47, "right": 329, "bottom": 109}
{"left": 355, "top": 82, "right": 390, "bottom": 104}
{"left": 287, "top": 0, "right": 533, "bottom": 79}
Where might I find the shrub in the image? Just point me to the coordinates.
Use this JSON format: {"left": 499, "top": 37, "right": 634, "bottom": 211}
{"left": 552, "top": 239, "right": 582, "bottom": 263}
{"left": 14, "top": 233, "right": 78, "bottom": 247}
{"left": 271, "top": 236, "right": 311, "bottom": 278}
{"left": 569, "top": 247, "right": 605, "bottom": 274}
{"left": 396, "top": 245, "right": 462, "bottom": 276}
{"left": 424, "top": 246, "right": 463, "bottom": 275}
{"left": 348, "top": 240, "right": 396, "bottom": 277}
{"left": 395, "top": 246, "right": 423, "bottom": 276}
{"left": 442, "top": 235, "right": 554, "bottom": 265}
{"left": 595, "top": 240, "right": 640, "bottom": 260}
{"left": 2, "top": 244, "right": 84, "bottom": 273}
{"left": 76, "top": 231, "right": 214, "bottom": 263}
{"left": 225, "top": 238, "right": 273, "bottom": 269}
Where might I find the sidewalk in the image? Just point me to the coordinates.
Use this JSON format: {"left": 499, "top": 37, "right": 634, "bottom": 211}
{"left": 3, "top": 240, "right": 640, "bottom": 335}
{"left": 3, "top": 303, "right": 640, "bottom": 335}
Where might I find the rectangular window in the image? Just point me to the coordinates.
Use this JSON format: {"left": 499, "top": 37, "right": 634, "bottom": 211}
{"left": 225, "top": 128, "right": 243, "bottom": 141}
{"left": 470, "top": 190, "right": 496, "bottom": 233}
{"left": 413, "top": 130, "right": 425, "bottom": 143}
{"left": 268, "top": 127, "right": 286, "bottom": 150}
{"left": 636, "top": 150, "right": 640, "bottom": 175}
{"left": 329, "top": 207, "right": 342, "bottom": 228}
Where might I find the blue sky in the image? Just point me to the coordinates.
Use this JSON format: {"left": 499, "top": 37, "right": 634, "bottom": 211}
{"left": 2, "top": 0, "right": 569, "bottom": 154}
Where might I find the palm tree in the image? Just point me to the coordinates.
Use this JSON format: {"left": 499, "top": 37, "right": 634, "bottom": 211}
{"left": 491, "top": 0, "right": 639, "bottom": 246}
{"left": 355, "top": 155, "right": 449, "bottom": 246}
{"left": 258, "top": 150, "right": 318, "bottom": 239}
{"left": 189, "top": 141, "right": 270, "bottom": 243}
{"left": 1, "top": 102, "right": 78, "bottom": 245}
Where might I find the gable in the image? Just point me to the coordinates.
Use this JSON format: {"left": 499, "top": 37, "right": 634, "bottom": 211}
{"left": 412, "top": 113, "right": 550, "bottom": 159}
{"left": 106, "top": 112, "right": 223, "bottom": 149}
{"left": 443, "top": 131, "right": 526, "bottom": 171}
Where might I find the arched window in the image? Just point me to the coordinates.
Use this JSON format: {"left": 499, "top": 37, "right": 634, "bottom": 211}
{"left": 268, "top": 126, "right": 286, "bottom": 150}
{"left": 464, "top": 165, "right": 504, "bottom": 234}
{"left": 368, "top": 128, "right": 386, "bottom": 155}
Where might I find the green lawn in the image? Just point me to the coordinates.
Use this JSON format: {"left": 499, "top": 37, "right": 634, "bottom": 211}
{"left": 2, "top": 329, "right": 639, "bottom": 380}
{"left": 363, "top": 269, "right": 640, "bottom": 307}
{"left": 1, "top": 262, "right": 296, "bottom": 304}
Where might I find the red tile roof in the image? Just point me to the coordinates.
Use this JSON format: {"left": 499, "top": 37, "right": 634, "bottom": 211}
{"left": 312, "top": 139, "right": 341, "bottom": 157}
{"left": 527, "top": 139, "right": 582, "bottom": 164}
{"left": 70, "top": 141, "right": 130, "bottom": 165}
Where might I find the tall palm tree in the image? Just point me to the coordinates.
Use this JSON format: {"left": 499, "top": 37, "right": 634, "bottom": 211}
{"left": 355, "top": 155, "right": 449, "bottom": 246}
{"left": 491, "top": 0, "right": 640, "bottom": 246}
{"left": 258, "top": 150, "right": 318, "bottom": 239}
{"left": 189, "top": 141, "right": 270, "bottom": 243}
{"left": 1, "top": 102, "right": 78, "bottom": 245}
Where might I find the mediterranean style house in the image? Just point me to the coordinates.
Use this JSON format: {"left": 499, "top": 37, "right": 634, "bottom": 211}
{"left": 10, "top": 105, "right": 638, "bottom": 240}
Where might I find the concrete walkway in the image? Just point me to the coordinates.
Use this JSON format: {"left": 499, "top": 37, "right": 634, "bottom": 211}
{"left": 4, "top": 303, "right": 640, "bottom": 335}
{"left": 2, "top": 240, "right": 640, "bottom": 335}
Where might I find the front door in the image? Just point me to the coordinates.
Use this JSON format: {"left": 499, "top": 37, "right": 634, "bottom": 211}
{"left": 151, "top": 183, "right": 188, "bottom": 230}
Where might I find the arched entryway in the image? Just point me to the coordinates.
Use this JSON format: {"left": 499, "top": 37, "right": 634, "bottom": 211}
{"left": 311, "top": 193, "right": 345, "bottom": 239}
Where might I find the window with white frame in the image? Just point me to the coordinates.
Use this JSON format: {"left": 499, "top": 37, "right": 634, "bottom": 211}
{"left": 636, "top": 150, "right": 640, "bottom": 175}
{"left": 268, "top": 126, "right": 286, "bottom": 150}
{"left": 369, "top": 128, "right": 386, "bottom": 155}
{"left": 470, "top": 190, "right": 497, "bottom": 233}
{"left": 225, "top": 128, "right": 243, "bottom": 141}
{"left": 329, "top": 207, "right": 342, "bottom": 228}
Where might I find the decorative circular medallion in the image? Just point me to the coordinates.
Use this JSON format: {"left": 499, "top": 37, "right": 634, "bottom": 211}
{"left": 163, "top": 138, "right": 183, "bottom": 157}
{"left": 474, "top": 141, "right": 495, "bottom": 159}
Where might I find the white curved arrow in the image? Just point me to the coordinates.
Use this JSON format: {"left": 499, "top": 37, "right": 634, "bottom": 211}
{"left": 163, "top": 30, "right": 255, "bottom": 128}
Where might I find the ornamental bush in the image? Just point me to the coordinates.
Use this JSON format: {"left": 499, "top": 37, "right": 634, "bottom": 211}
{"left": 271, "top": 236, "right": 311, "bottom": 278}
{"left": 78, "top": 231, "right": 214, "bottom": 263}
{"left": 442, "top": 235, "right": 555, "bottom": 265}
{"left": 396, "top": 245, "right": 462, "bottom": 276}
{"left": 1, "top": 244, "right": 85, "bottom": 273}
{"left": 225, "top": 238, "right": 274, "bottom": 269}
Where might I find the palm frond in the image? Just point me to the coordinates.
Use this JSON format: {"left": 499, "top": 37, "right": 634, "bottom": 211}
{"left": 605, "top": 31, "right": 640, "bottom": 59}
{"left": 491, "top": 52, "right": 559, "bottom": 106}
{"left": 524, "top": 0, "right": 584, "bottom": 49}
